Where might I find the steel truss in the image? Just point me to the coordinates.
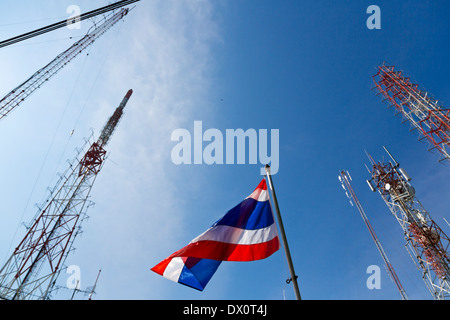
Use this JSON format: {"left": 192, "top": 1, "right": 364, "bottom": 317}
{"left": 372, "top": 64, "right": 450, "bottom": 164}
{"left": 0, "top": 137, "right": 99, "bottom": 300}
{"left": 0, "top": 90, "right": 132, "bottom": 300}
{"left": 367, "top": 150, "right": 450, "bottom": 299}
{"left": 0, "top": 8, "right": 129, "bottom": 121}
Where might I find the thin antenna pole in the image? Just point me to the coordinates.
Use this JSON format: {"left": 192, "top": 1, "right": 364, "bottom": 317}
{"left": 0, "top": 0, "right": 140, "bottom": 48}
{"left": 383, "top": 146, "right": 399, "bottom": 167}
{"left": 88, "top": 269, "right": 102, "bottom": 300}
{"left": 339, "top": 170, "right": 408, "bottom": 300}
{"left": 264, "top": 164, "right": 301, "bottom": 300}
{"left": 70, "top": 280, "right": 80, "bottom": 300}
{"left": 444, "top": 217, "right": 450, "bottom": 229}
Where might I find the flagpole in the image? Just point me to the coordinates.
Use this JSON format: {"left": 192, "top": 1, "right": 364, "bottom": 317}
{"left": 264, "top": 164, "right": 302, "bottom": 300}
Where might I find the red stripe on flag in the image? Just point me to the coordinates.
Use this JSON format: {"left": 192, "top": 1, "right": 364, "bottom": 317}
{"left": 151, "top": 258, "right": 171, "bottom": 275}
{"left": 257, "top": 178, "right": 267, "bottom": 190}
{"left": 169, "top": 237, "right": 280, "bottom": 262}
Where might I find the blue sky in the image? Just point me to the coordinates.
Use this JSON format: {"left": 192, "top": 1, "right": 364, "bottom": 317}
{"left": 0, "top": 0, "right": 449, "bottom": 300}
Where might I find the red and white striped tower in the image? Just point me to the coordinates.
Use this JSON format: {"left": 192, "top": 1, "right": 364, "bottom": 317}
{"left": 0, "top": 8, "right": 130, "bottom": 121}
{"left": 366, "top": 147, "right": 450, "bottom": 300}
{"left": 372, "top": 64, "right": 450, "bottom": 164}
{"left": 0, "top": 90, "right": 132, "bottom": 300}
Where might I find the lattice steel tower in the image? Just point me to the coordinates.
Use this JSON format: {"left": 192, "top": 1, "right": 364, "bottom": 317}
{"left": 372, "top": 64, "right": 450, "bottom": 164}
{"left": 0, "top": 8, "right": 130, "bottom": 121}
{"left": 366, "top": 147, "right": 450, "bottom": 300}
{"left": 0, "top": 90, "right": 132, "bottom": 300}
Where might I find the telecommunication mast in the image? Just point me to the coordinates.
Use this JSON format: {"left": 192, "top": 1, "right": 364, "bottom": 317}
{"left": 372, "top": 64, "right": 450, "bottom": 164}
{"left": 366, "top": 147, "right": 450, "bottom": 299}
{"left": 0, "top": 8, "right": 130, "bottom": 121}
{"left": 0, "top": 90, "right": 132, "bottom": 300}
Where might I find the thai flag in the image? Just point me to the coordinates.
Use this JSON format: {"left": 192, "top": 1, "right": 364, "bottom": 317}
{"left": 151, "top": 178, "right": 280, "bottom": 291}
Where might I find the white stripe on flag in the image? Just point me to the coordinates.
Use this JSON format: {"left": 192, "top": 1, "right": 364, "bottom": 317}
{"left": 163, "top": 257, "right": 184, "bottom": 282}
{"left": 190, "top": 224, "right": 278, "bottom": 246}
{"left": 246, "top": 189, "right": 269, "bottom": 202}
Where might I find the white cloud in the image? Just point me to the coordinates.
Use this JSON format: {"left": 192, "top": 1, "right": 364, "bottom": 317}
{"left": 59, "top": 0, "right": 223, "bottom": 299}
{"left": 0, "top": 0, "right": 223, "bottom": 300}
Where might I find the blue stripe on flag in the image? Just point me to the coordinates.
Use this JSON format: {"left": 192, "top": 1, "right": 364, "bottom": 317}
{"left": 213, "top": 198, "right": 273, "bottom": 230}
{"left": 178, "top": 258, "right": 222, "bottom": 291}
